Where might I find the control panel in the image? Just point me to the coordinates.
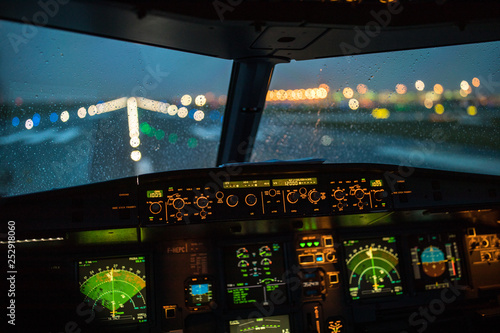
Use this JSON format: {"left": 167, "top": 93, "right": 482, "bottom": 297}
{"left": 141, "top": 171, "right": 391, "bottom": 225}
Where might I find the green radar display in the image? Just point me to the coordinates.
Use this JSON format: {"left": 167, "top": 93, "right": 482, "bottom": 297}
{"left": 343, "top": 237, "right": 403, "bottom": 300}
{"left": 78, "top": 256, "right": 147, "bottom": 324}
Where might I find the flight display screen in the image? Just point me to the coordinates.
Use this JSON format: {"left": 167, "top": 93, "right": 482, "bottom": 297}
{"left": 409, "top": 233, "right": 463, "bottom": 290}
{"left": 229, "top": 315, "right": 291, "bottom": 333}
{"left": 184, "top": 276, "right": 214, "bottom": 311}
{"left": 343, "top": 237, "right": 403, "bottom": 300}
{"left": 224, "top": 243, "right": 287, "bottom": 308}
{"left": 78, "top": 256, "right": 147, "bottom": 324}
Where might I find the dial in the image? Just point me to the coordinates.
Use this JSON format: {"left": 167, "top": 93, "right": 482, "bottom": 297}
{"left": 421, "top": 246, "right": 446, "bottom": 277}
{"left": 196, "top": 196, "right": 209, "bottom": 209}
{"left": 344, "top": 237, "right": 403, "bottom": 300}
{"left": 236, "top": 247, "right": 250, "bottom": 259}
{"left": 173, "top": 198, "right": 185, "bottom": 210}
{"left": 259, "top": 245, "right": 272, "bottom": 257}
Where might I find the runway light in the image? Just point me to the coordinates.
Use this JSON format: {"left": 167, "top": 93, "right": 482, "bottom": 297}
{"left": 127, "top": 97, "right": 139, "bottom": 138}
{"left": 467, "top": 105, "right": 477, "bottom": 116}
{"left": 178, "top": 107, "right": 188, "bottom": 118}
{"left": 25, "top": 119, "right": 33, "bottom": 129}
{"left": 136, "top": 97, "right": 165, "bottom": 112}
{"left": 434, "top": 104, "right": 444, "bottom": 114}
{"left": 348, "top": 98, "right": 359, "bottom": 110}
{"left": 433, "top": 84, "right": 444, "bottom": 95}
{"left": 415, "top": 80, "right": 425, "bottom": 91}
{"left": 60, "top": 111, "right": 69, "bottom": 122}
{"left": 343, "top": 87, "right": 354, "bottom": 99}
{"left": 88, "top": 105, "right": 97, "bottom": 116}
{"left": 130, "top": 137, "right": 140, "bottom": 148}
{"left": 356, "top": 84, "right": 367, "bottom": 94}
{"left": 195, "top": 95, "right": 206, "bottom": 106}
{"left": 193, "top": 110, "right": 205, "bottom": 121}
{"left": 395, "top": 84, "right": 407, "bottom": 94}
{"left": 181, "top": 94, "right": 192, "bottom": 106}
{"left": 167, "top": 105, "right": 178, "bottom": 116}
{"left": 131, "top": 150, "right": 142, "bottom": 162}
{"left": 78, "top": 107, "right": 87, "bottom": 118}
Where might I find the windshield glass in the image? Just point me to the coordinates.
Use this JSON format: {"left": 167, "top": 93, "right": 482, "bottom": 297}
{"left": 0, "top": 20, "right": 232, "bottom": 197}
{"left": 252, "top": 41, "right": 500, "bottom": 175}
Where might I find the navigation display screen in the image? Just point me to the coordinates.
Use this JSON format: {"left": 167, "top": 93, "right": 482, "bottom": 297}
{"left": 409, "top": 233, "right": 463, "bottom": 291}
{"left": 224, "top": 243, "right": 287, "bottom": 308}
{"left": 343, "top": 237, "right": 403, "bottom": 300}
{"left": 78, "top": 256, "right": 147, "bottom": 324}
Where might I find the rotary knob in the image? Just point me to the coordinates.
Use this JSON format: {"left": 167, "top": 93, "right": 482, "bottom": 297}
{"left": 333, "top": 190, "right": 345, "bottom": 200}
{"left": 149, "top": 202, "right": 162, "bottom": 214}
{"left": 287, "top": 191, "right": 300, "bottom": 204}
{"left": 196, "top": 196, "right": 209, "bottom": 209}
{"left": 374, "top": 190, "right": 387, "bottom": 200}
{"left": 309, "top": 190, "right": 321, "bottom": 203}
{"left": 227, "top": 195, "right": 239, "bottom": 207}
{"left": 245, "top": 194, "right": 257, "bottom": 206}
{"left": 355, "top": 189, "right": 365, "bottom": 199}
{"left": 173, "top": 198, "right": 185, "bottom": 210}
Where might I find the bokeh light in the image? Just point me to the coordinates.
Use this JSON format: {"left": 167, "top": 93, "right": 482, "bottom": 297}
{"left": 181, "top": 94, "right": 192, "bottom": 106}
{"left": 60, "top": 111, "right": 69, "bottom": 122}
{"left": 433, "top": 84, "right": 444, "bottom": 94}
{"left": 178, "top": 107, "right": 188, "bottom": 118}
{"left": 467, "top": 105, "right": 477, "bottom": 116}
{"left": 25, "top": 119, "right": 33, "bottom": 129}
{"left": 472, "top": 77, "right": 480, "bottom": 88}
{"left": 434, "top": 104, "right": 444, "bottom": 114}
{"left": 195, "top": 95, "right": 206, "bottom": 107}
{"left": 78, "top": 107, "right": 87, "bottom": 118}
{"left": 348, "top": 98, "right": 359, "bottom": 110}
{"left": 356, "top": 84, "right": 368, "bottom": 94}
{"left": 395, "top": 84, "right": 407, "bottom": 94}
{"left": 130, "top": 150, "right": 142, "bottom": 162}
{"left": 343, "top": 87, "right": 354, "bottom": 99}
{"left": 415, "top": 80, "right": 425, "bottom": 91}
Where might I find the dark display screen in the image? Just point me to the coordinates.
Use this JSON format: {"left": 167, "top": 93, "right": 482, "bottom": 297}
{"left": 229, "top": 315, "right": 291, "bottom": 333}
{"left": 224, "top": 243, "right": 287, "bottom": 308}
{"left": 409, "top": 233, "right": 463, "bottom": 290}
{"left": 78, "top": 256, "right": 147, "bottom": 324}
{"left": 343, "top": 237, "right": 403, "bottom": 300}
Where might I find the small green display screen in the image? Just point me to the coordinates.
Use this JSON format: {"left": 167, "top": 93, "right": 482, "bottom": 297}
{"left": 370, "top": 179, "right": 383, "bottom": 187}
{"left": 147, "top": 190, "right": 163, "bottom": 198}
{"left": 272, "top": 177, "right": 317, "bottom": 187}
{"left": 223, "top": 180, "right": 270, "bottom": 189}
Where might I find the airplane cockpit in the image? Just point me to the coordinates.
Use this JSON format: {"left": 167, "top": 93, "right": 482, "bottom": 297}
{"left": 1, "top": 1, "right": 500, "bottom": 332}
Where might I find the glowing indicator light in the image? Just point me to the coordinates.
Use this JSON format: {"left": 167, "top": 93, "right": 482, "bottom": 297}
{"left": 78, "top": 107, "right": 87, "bottom": 118}
{"left": 130, "top": 137, "right": 140, "bottom": 148}
{"left": 88, "top": 105, "right": 97, "bottom": 116}
{"left": 187, "top": 137, "right": 198, "bottom": 148}
{"left": 195, "top": 95, "right": 206, "bottom": 107}
{"left": 434, "top": 104, "right": 444, "bottom": 114}
{"left": 25, "top": 119, "right": 33, "bottom": 129}
{"left": 12, "top": 117, "right": 20, "bottom": 127}
{"left": 178, "top": 107, "right": 188, "bottom": 118}
{"left": 415, "top": 80, "right": 425, "bottom": 91}
{"left": 395, "top": 84, "right": 407, "bottom": 94}
{"left": 433, "top": 84, "right": 444, "bottom": 95}
{"left": 467, "top": 105, "right": 477, "bottom": 116}
{"left": 155, "top": 129, "right": 165, "bottom": 140}
{"left": 314, "top": 241, "right": 320, "bottom": 247}
{"left": 472, "top": 77, "right": 480, "bottom": 87}
{"left": 167, "top": 105, "right": 178, "bottom": 116}
{"left": 343, "top": 87, "right": 354, "bottom": 99}
{"left": 50, "top": 113, "right": 58, "bottom": 123}
{"left": 357, "top": 84, "right": 367, "bottom": 94}
{"left": 140, "top": 122, "right": 151, "bottom": 135}
{"left": 307, "top": 242, "right": 313, "bottom": 247}
{"left": 460, "top": 80, "right": 470, "bottom": 91}
{"left": 193, "top": 110, "right": 205, "bottom": 121}
{"left": 181, "top": 94, "right": 192, "bottom": 106}
{"left": 60, "top": 111, "right": 69, "bottom": 122}
{"left": 370, "top": 179, "right": 383, "bottom": 187}
{"left": 300, "top": 243, "right": 306, "bottom": 248}
{"left": 348, "top": 98, "right": 359, "bottom": 110}
{"left": 131, "top": 150, "right": 142, "bottom": 162}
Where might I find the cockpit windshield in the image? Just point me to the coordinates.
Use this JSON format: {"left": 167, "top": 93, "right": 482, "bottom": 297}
{"left": 253, "top": 41, "right": 500, "bottom": 175}
{"left": 0, "top": 20, "right": 232, "bottom": 197}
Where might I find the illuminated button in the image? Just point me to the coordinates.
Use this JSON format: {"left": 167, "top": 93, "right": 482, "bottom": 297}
{"left": 245, "top": 194, "right": 257, "bottom": 206}
{"left": 325, "top": 252, "right": 335, "bottom": 262}
{"left": 268, "top": 189, "right": 277, "bottom": 197}
{"left": 299, "top": 242, "right": 306, "bottom": 248}
{"left": 200, "top": 210, "right": 207, "bottom": 218}
{"left": 164, "top": 305, "right": 176, "bottom": 318}
{"left": 323, "top": 236, "right": 334, "bottom": 247}
{"left": 307, "top": 242, "right": 313, "bottom": 247}
{"left": 316, "top": 254, "right": 324, "bottom": 262}
{"left": 299, "top": 254, "right": 315, "bottom": 264}
{"left": 173, "top": 198, "right": 185, "bottom": 210}
{"left": 374, "top": 190, "right": 387, "bottom": 201}
{"left": 313, "top": 241, "right": 320, "bottom": 247}
{"left": 328, "top": 272, "right": 339, "bottom": 285}
{"left": 227, "top": 195, "right": 239, "bottom": 207}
